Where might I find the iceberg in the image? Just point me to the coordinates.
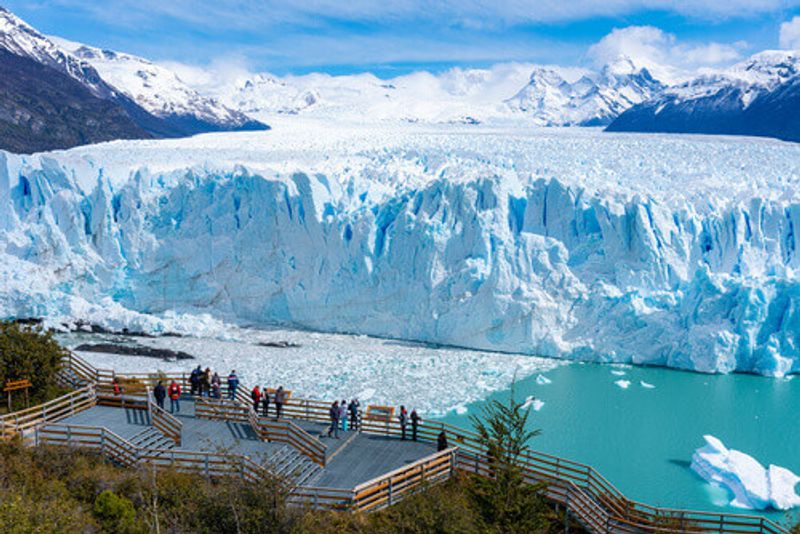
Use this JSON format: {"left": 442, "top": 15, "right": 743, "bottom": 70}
{"left": 691, "top": 435, "right": 800, "bottom": 510}
{"left": 2, "top": 122, "right": 800, "bottom": 377}
{"left": 640, "top": 381, "right": 656, "bottom": 389}
{"left": 535, "top": 374, "right": 552, "bottom": 385}
{"left": 614, "top": 379, "right": 631, "bottom": 389}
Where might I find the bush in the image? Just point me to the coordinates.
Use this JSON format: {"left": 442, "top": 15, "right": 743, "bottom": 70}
{"left": 93, "top": 490, "right": 140, "bottom": 533}
{"left": 0, "top": 320, "right": 67, "bottom": 408}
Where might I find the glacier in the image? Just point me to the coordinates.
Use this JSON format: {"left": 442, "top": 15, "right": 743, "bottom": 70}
{"left": 691, "top": 435, "right": 800, "bottom": 510}
{"left": 2, "top": 119, "right": 800, "bottom": 377}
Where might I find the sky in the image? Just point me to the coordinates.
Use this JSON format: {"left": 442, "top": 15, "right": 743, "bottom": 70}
{"left": 4, "top": 0, "right": 800, "bottom": 78}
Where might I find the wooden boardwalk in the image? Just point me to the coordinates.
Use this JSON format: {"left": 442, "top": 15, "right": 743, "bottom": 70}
{"left": 0, "top": 352, "right": 790, "bottom": 533}
{"left": 56, "top": 396, "right": 435, "bottom": 490}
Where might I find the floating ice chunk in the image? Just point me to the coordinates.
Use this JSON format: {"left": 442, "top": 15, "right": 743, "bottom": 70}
{"left": 454, "top": 405, "right": 468, "bottom": 415}
{"left": 640, "top": 381, "right": 656, "bottom": 389}
{"left": 536, "top": 374, "right": 552, "bottom": 385}
{"left": 614, "top": 380, "right": 631, "bottom": 389}
{"left": 768, "top": 465, "right": 800, "bottom": 510}
{"left": 691, "top": 435, "right": 800, "bottom": 510}
{"left": 611, "top": 370, "right": 627, "bottom": 376}
{"left": 521, "top": 395, "right": 545, "bottom": 412}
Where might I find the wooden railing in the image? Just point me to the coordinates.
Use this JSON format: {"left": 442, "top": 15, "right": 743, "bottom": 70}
{"left": 195, "top": 397, "right": 327, "bottom": 466}
{"left": 146, "top": 387, "right": 182, "bottom": 446}
{"left": 59, "top": 354, "right": 791, "bottom": 532}
{"left": 361, "top": 418, "right": 790, "bottom": 534}
{"left": 352, "top": 447, "right": 457, "bottom": 512}
{"left": 0, "top": 385, "right": 96, "bottom": 440}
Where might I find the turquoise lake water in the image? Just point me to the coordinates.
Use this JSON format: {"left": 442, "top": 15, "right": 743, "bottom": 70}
{"left": 439, "top": 363, "right": 800, "bottom": 524}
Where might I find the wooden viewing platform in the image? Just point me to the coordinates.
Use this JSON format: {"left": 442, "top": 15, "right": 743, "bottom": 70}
{"left": 0, "top": 351, "right": 792, "bottom": 534}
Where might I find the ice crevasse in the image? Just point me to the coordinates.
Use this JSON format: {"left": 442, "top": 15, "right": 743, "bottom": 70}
{"left": 2, "top": 126, "right": 800, "bottom": 377}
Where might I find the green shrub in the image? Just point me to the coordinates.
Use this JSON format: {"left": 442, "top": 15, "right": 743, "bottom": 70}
{"left": 93, "top": 490, "right": 140, "bottom": 533}
{"left": 0, "top": 320, "right": 67, "bottom": 408}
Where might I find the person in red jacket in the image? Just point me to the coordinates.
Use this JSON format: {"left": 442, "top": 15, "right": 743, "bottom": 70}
{"left": 251, "top": 386, "right": 261, "bottom": 413}
{"left": 168, "top": 380, "right": 181, "bottom": 414}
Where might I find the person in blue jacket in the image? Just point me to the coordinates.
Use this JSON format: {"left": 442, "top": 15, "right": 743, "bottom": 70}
{"left": 227, "top": 370, "right": 239, "bottom": 401}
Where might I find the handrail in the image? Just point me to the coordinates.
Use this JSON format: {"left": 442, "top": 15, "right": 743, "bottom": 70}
{"left": 58, "top": 353, "right": 791, "bottom": 533}
{"left": 146, "top": 386, "right": 182, "bottom": 446}
{"left": 195, "top": 397, "right": 327, "bottom": 466}
{"left": 0, "top": 385, "right": 96, "bottom": 440}
{"left": 352, "top": 447, "right": 457, "bottom": 512}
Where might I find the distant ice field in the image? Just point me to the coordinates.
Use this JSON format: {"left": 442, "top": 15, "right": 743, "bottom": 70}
{"left": 12, "top": 117, "right": 800, "bottom": 209}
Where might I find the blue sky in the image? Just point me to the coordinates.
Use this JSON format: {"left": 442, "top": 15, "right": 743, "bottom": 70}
{"left": 5, "top": 1, "right": 800, "bottom": 77}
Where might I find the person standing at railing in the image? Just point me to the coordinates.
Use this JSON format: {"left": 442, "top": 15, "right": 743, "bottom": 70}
{"left": 251, "top": 385, "right": 262, "bottom": 412}
{"left": 399, "top": 405, "right": 408, "bottom": 440}
{"left": 202, "top": 367, "right": 212, "bottom": 397}
{"left": 168, "top": 380, "right": 181, "bottom": 414}
{"left": 348, "top": 399, "right": 360, "bottom": 430}
{"left": 262, "top": 386, "right": 270, "bottom": 417}
{"left": 327, "top": 401, "right": 340, "bottom": 439}
{"left": 189, "top": 366, "right": 201, "bottom": 396}
{"left": 340, "top": 400, "right": 348, "bottom": 432}
{"left": 154, "top": 381, "right": 166, "bottom": 410}
{"left": 275, "top": 386, "right": 286, "bottom": 419}
{"left": 410, "top": 409, "right": 421, "bottom": 441}
{"left": 437, "top": 431, "right": 448, "bottom": 452}
{"left": 112, "top": 377, "right": 122, "bottom": 396}
{"left": 227, "top": 370, "right": 240, "bottom": 401}
{"left": 211, "top": 372, "right": 221, "bottom": 399}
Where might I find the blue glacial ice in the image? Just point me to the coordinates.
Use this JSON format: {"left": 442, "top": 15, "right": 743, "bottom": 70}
{"left": 2, "top": 122, "right": 800, "bottom": 377}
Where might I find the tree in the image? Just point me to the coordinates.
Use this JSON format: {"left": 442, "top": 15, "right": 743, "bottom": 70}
{"left": 0, "top": 321, "right": 67, "bottom": 407}
{"left": 468, "top": 385, "right": 550, "bottom": 533}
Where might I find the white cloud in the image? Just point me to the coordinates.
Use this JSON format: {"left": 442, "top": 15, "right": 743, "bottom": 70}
{"left": 780, "top": 16, "right": 800, "bottom": 50}
{"left": 587, "top": 25, "right": 745, "bottom": 82}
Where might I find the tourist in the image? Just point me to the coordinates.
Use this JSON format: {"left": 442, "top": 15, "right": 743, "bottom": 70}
{"left": 227, "top": 370, "right": 239, "bottom": 401}
{"left": 262, "top": 386, "right": 270, "bottom": 417}
{"left": 437, "top": 431, "right": 448, "bottom": 452}
{"left": 340, "top": 400, "right": 348, "bottom": 432}
{"left": 189, "top": 365, "right": 201, "bottom": 396}
{"left": 202, "top": 367, "right": 212, "bottom": 397}
{"left": 211, "top": 372, "right": 221, "bottom": 398}
{"left": 398, "top": 405, "right": 408, "bottom": 440}
{"left": 275, "top": 386, "right": 286, "bottom": 419}
{"left": 251, "top": 385, "right": 262, "bottom": 412}
{"left": 410, "top": 409, "right": 421, "bottom": 441}
{"left": 348, "top": 399, "right": 360, "bottom": 430}
{"left": 153, "top": 381, "right": 166, "bottom": 410}
{"left": 327, "top": 401, "right": 340, "bottom": 439}
{"left": 112, "top": 377, "right": 121, "bottom": 396}
{"left": 168, "top": 380, "right": 181, "bottom": 413}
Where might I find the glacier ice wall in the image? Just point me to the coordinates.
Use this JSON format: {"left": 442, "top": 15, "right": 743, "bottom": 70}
{"left": 2, "top": 137, "right": 800, "bottom": 377}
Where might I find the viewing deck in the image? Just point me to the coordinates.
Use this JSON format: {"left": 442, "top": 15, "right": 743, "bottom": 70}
{"left": 55, "top": 397, "right": 436, "bottom": 490}
{"left": 0, "top": 351, "right": 791, "bottom": 534}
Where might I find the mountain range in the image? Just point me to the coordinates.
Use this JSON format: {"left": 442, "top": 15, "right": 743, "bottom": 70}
{"left": 0, "top": 6, "right": 267, "bottom": 153}
{"left": 607, "top": 51, "right": 800, "bottom": 142}
{"left": 3, "top": 4, "right": 800, "bottom": 152}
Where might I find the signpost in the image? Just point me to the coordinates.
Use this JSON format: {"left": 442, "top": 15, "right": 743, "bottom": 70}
{"left": 4, "top": 379, "right": 32, "bottom": 412}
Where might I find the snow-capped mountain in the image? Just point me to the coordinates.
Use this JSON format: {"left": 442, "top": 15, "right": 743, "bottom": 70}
{"left": 0, "top": 6, "right": 116, "bottom": 99}
{"left": 505, "top": 57, "right": 665, "bottom": 126}
{"left": 53, "top": 38, "right": 267, "bottom": 134}
{"left": 607, "top": 51, "right": 800, "bottom": 142}
{"left": 0, "top": 6, "right": 266, "bottom": 152}
{"left": 208, "top": 64, "right": 584, "bottom": 124}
